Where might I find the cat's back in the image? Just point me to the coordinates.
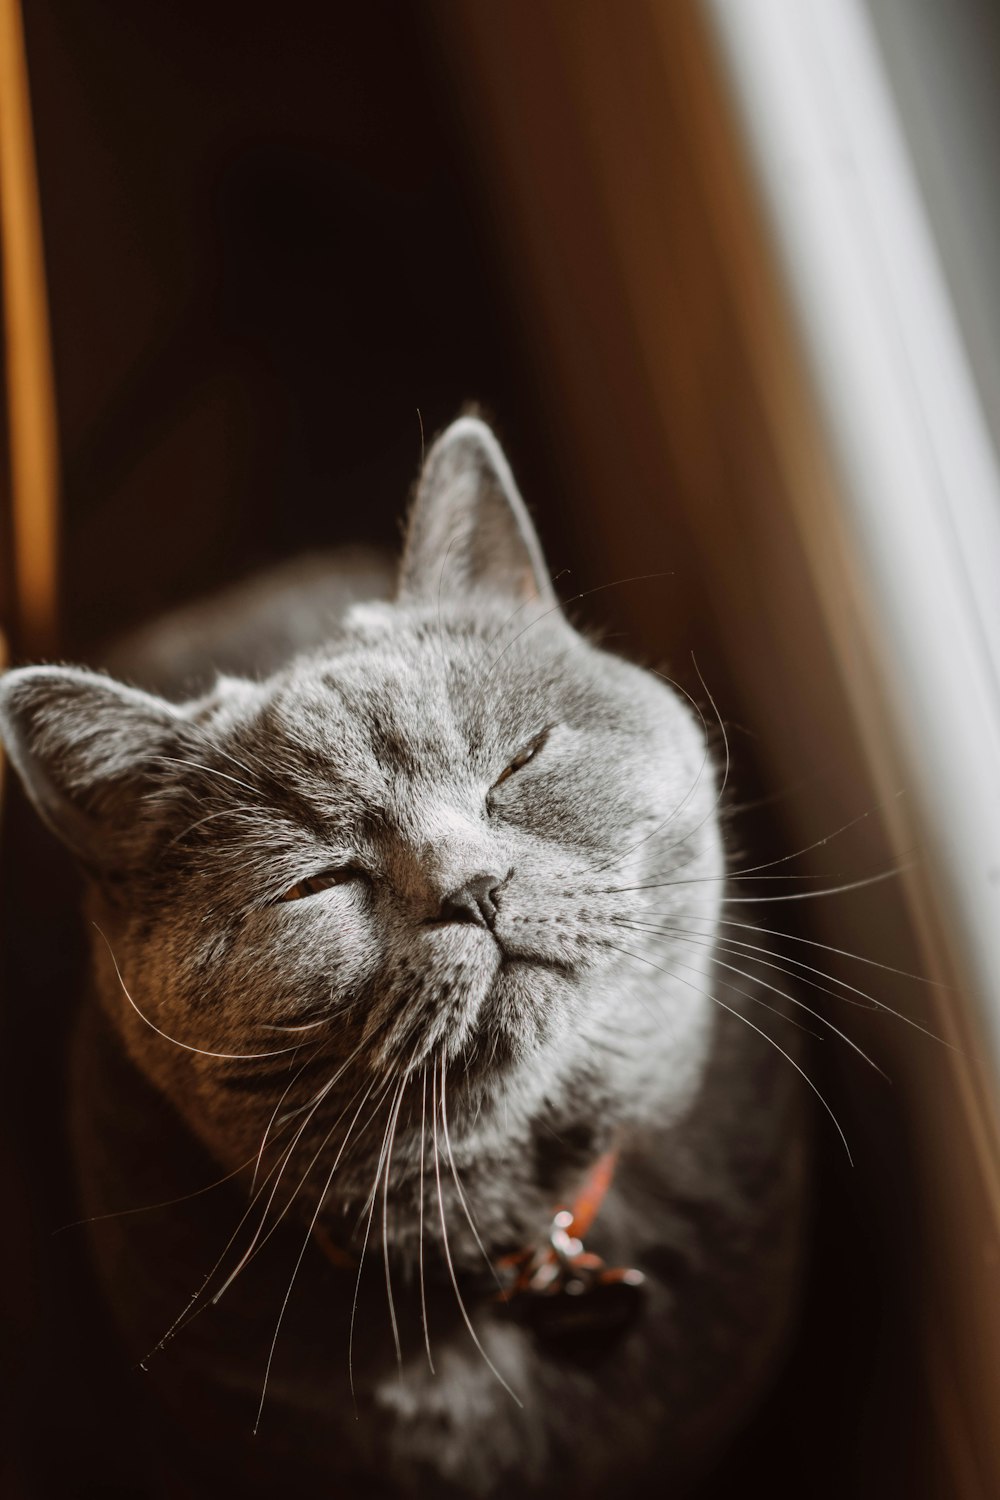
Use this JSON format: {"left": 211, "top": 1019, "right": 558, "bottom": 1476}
{"left": 98, "top": 547, "right": 392, "bottom": 698}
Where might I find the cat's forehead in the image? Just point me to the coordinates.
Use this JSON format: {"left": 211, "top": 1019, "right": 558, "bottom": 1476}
{"left": 254, "top": 612, "right": 558, "bottom": 769}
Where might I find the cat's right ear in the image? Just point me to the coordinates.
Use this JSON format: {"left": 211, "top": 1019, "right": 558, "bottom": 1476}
{"left": 0, "top": 665, "right": 185, "bottom": 870}
{"left": 398, "top": 416, "right": 558, "bottom": 608}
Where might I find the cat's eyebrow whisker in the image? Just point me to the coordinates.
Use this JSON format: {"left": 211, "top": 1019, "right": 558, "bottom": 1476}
{"left": 95, "top": 924, "right": 311, "bottom": 1063}
{"left": 432, "top": 1061, "right": 522, "bottom": 1407}
{"left": 586, "top": 677, "right": 712, "bottom": 879}
{"left": 256, "top": 1069, "right": 387, "bottom": 1434}
{"left": 483, "top": 571, "right": 675, "bottom": 682}
{"left": 615, "top": 920, "right": 887, "bottom": 1074}
{"left": 608, "top": 659, "right": 729, "bottom": 872}
{"left": 165, "top": 805, "right": 261, "bottom": 848}
{"left": 146, "top": 753, "right": 262, "bottom": 800}
{"left": 585, "top": 657, "right": 733, "bottom": 885}
{"left": 418, "top": 1065, "right": 434, "bottom": 1374}
{"left": 175, "top": 715, "right": 269, "bottom": 781}
{"left": 604, "top": 940, "right": 853, "bottom": 1163}
{"left": 480, "top": 566, "right": 574, "bottom": 662}
{"left": 439, "top": 1053, "right": 504, "bottom": 1294}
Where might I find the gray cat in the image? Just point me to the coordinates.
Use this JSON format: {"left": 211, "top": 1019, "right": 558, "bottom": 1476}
{"left": 0, "top": 417, "right": 805, "bottom": 1497}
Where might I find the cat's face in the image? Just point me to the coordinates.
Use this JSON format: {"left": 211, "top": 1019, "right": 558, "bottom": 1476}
{"left": 0, "top": 418, "right": 722, "bottom": 1228}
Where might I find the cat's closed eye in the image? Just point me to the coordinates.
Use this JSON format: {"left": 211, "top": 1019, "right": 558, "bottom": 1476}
{"left": 491, "top": 727, "right": 551, "bottom": 792}
{"left": 278, "top": 867, "right": 366, "bottom": 902}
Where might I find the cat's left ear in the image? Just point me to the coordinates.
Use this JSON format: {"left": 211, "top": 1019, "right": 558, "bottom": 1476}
{"left": 398, "top": 416, "right": 557, "bottom": 607}
{"left": 0, "top": 665, "right": 186, "bottom": 871}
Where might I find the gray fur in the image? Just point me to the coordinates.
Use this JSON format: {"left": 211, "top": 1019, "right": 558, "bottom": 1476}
{"left": 0, "top": 416, "right": 805, "bottom": 1497}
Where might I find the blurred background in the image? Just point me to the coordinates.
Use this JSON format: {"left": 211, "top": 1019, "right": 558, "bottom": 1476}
{"left": 3, "top": 0, "right": 1000, "bottom": 1495}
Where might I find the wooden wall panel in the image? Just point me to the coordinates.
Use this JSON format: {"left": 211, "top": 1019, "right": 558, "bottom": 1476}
{"left": 431, "top": 2, "right": 1000, "bottom": 1492}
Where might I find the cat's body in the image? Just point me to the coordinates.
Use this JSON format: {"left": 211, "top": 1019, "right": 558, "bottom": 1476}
{"left": 1, "top": 418, "right": 805, "bottom": 1497}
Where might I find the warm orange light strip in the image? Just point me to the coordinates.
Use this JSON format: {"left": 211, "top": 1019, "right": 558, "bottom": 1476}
{"left": 0, "top": 0, "right": 60, "bottom": 657}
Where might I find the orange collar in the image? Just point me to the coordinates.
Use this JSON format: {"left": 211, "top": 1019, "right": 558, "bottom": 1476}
{"left": 312, "top": 1148, "right": 620, "bottom": 1277}
{"left": 494, "top": 1148, "right": 641, "bottom": 1303}
{"left": 562, "top": 1146, "right": 619, "bottom": 1240}
{"left": 313, "top": 1146, "right": 645, "bottom": 1348}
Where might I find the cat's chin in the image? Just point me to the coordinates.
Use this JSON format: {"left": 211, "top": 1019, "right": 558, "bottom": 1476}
{"left": 467, "top": 954, "right": 574, "bottom": 1059}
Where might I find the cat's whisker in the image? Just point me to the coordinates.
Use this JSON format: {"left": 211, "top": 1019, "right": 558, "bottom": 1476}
{"left": 176, "top": 1089, "right": 335, "bottom": 1329}
{"left": 55, "top": 1154, "right": 260, "bottom": 1235}
{"left": 594, "top": 864, "right": 906, "bottom": 903}
{"left": 142, "top": 1091, "right": 334, "bottom": 1363}
{"left": 728, "top": 797, "right": 902, "bottom": 881}
{"left": 250, "top": 1052, "right": 329, "bottom": 1194}
{"left": 251, "top": 1044, "right": 370, "bottom": 1194}
{"left": 266, "top": 994, "right": 369, "bottom": 1049}
{"left": 95, "top": 923, "right": 311, "bottom": 1062}
{"left": 590, "top": 872, "right": 837, "bottom": 901}
{"left": 418, "top": 1065, "right": 434, "bottom": 1374}
{"left": 431, "top": 1060, "right": 522, "bottom": 1407}
{"left": 221, "top": 1052, "right": 381, "bottom": 1300}
{"left": 255, "top": 1069, "right": 386, "bottom": 1434}
{"left": 350, "top": 1075, "right": 409, "bottom": 1401}
{"left": 605, "top": 940, "right": 853, "bottom": 1163}
{"left": 258, "top": 1018, "right": 335, "bottom": 1033}
{"left": 439, "top": 1053, "right": 504, "bottom": 1293}
{"left": 622, "top": 913, "right": 952, "bottom": 1047}
{"left": 718, "top": 869, "right": 911, "bottom": 904}
{"left": 708, "top": 913, "right": 948, "bottom": 989}
{"left": 587, "top": 789, "right": 912, "bottom": 900}
{"left": 593, "top": 795, "right": 911, "bottom": 899}
{"left": 381, "top": 1068, "right": 413, "bottom": 1375}
{"left": 144, "top": 1060, "right": 385, "bottom": 1361}
{"left": 615, "top": 920, "right": 887, "bottom": 1073}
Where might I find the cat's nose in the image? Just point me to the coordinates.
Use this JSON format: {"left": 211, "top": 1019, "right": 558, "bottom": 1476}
{"left": 436, "top": 871, "right": 502, "bottom": 930}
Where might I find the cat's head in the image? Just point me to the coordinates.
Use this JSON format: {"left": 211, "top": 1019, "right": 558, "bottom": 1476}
{"left": 0, "top": 417, "right": 722, "bottom": 1228}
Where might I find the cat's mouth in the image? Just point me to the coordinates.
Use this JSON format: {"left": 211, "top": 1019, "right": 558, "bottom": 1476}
{"left": 365, "top": 915, "right": 581, "bottom": 1076}
{"left": 499, "top": 946, "right": 573, "bottom": 980}
{"left": 429, "top": 912, "right": 576, "bottom": 981}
